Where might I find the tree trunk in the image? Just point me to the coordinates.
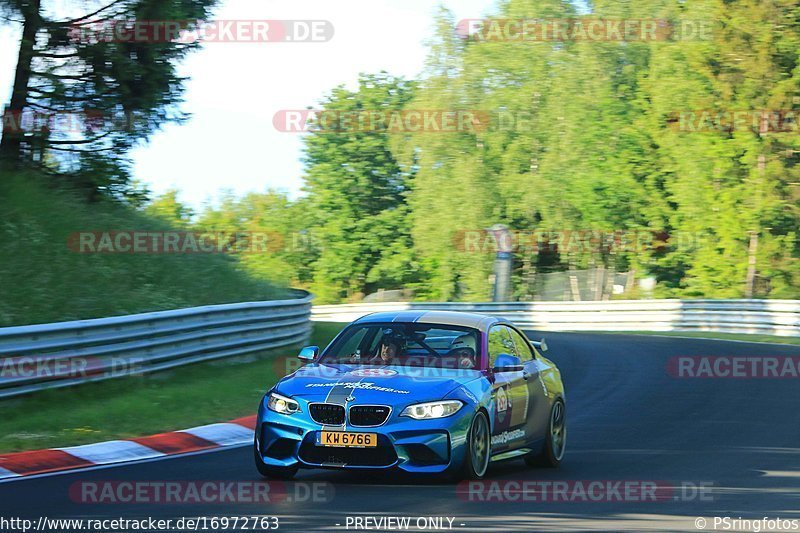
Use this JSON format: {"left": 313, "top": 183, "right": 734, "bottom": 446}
{"left": 745, "top": 112, "right": 769, "bottom": 298}
{"left": 0, "top": 0, "right": 41, "bottom": 165}
{"left": 568, "top": 261, "right": 581, "bottom": 302}
{"left": 744, "top": 231, "right": 759, "bottom": 298}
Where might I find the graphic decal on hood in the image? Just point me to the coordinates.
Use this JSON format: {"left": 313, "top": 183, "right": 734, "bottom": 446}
{"left": 309, "top": 370, "right": 407, "bottom": 431}
{"left": 306, "top": 381, "right": 410, "bottom": 394}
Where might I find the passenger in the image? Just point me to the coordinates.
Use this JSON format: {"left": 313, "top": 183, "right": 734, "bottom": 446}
{"left": 449, "top": 334, "right": 477, "bottom": 369}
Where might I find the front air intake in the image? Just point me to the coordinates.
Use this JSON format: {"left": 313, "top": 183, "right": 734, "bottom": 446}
{"left": 309, "top": 403, "right": 346, "bottom": 425}
{"left": 348, "top": 405, "right": 391, "bottom": 427}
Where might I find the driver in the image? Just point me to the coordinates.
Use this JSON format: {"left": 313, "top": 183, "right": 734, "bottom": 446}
{"left": 449, "top": 334, "right": 477, "bottom": 369}
{"left": 369, "top": 336, "right": 402, "bottom": 364}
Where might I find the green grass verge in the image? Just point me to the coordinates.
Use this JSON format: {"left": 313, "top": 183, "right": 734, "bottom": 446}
{"left": 0, "top": 322, "right": 344, "bottom": 453}
{"left": 0, "top": 173, "right": 287, "bottom": 327}
{"left": 595, "top": 330, "right": 800, "bottom": 346}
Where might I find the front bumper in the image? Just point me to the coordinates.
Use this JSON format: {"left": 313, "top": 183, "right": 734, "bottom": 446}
{"left": 255, "top": 402, "right": 474, "bottom": 474}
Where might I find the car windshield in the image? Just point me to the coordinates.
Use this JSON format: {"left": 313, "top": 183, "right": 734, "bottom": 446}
{"left": 321, "top": 323, "right": 481, "bottom": 370}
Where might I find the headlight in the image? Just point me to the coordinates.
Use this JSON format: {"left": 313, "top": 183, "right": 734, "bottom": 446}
{"left": 267, "top": 392, "right": 300, "bottom": 415}
{"left": 401, "top": 400, "right": 463, "bottom": 420}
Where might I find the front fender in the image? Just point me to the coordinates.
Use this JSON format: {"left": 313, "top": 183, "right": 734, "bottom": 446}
{"left": 444, "top": 377, "right": 495, "bottom": 435}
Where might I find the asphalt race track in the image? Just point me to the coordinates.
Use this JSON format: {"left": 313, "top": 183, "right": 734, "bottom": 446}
{"left": 2, "top": 332, "right": 799, "bottom": 532}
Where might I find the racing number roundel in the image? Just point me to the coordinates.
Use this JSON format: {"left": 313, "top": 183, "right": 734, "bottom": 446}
{"left": 495, "top": 384, "right": 513, "bottom": 425}
{"left": 349, "top": 368, "right": 398, "bottom": 377}
{"left": 496, "top": 386, "right": 509, "bottom": 413}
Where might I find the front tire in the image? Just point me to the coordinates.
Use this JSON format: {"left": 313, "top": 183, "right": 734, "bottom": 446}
{"left": 459, "top": 411, "right": 491, "bottom": 480}
{"left": 254, "top": 445, "right": 298, "bottom": 479}
{"left": 525, "top": 398, "right": 566, "bottom": 468}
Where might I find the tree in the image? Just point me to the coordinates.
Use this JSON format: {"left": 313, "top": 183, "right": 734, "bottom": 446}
{"left": 301, "top": 73, "right": 418, "bottom": 302}
{"left": 144, "top": 189, "right": 193, "bottom": 227}
{"left": 0, "top": 0, "right": 216, "bottom": 198}
{"left": 392, "top": 0, "right": 800, "bottom": 300}
{"left": 195, "top": 190, "right": 310, "bottom": 288}
{"left": 637, "top": 0, "right": 800, "bottom": 297}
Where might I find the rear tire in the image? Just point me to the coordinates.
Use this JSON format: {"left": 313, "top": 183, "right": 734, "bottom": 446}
{"left": 254, "top": 445, "right": 298, "bottom": 479}
{"left": 458, "top": 411, "right": 491, "bottom": 480}
{"left": 525, "top": 398, "right": 566, "bottom": 468}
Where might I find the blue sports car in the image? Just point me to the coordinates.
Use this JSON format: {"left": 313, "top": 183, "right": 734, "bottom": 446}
{"left": 254, "top": 311, "right": 566, "bottom": 480}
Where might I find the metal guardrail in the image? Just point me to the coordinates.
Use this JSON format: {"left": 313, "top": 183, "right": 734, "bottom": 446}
{"left": 2, "top": 295, "right": 796, "bottom": 399}
{"left": 0, "top": 290, "right": 313, "bottom": 399}
{"left": 311, "top": 299, "right": 800, "bottom": 338}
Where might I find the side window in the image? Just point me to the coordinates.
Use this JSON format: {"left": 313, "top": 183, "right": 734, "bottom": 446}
{"left": 508, "top": 328, "right": 534, "bottom": 362}
{"left": 487, "top": 325, "right": 514, "bottom": 368}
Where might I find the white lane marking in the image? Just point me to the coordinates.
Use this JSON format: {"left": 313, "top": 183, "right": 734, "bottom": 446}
{"left": 0, "top": 467, "right": 20, "bottom": 479}
{"left": 57, "top": 440, "right": 164, "bottom": 465}
{"left": 1, "top": 421, "right": 257, "bottom": 483}
{"left": 0, "top": 443, "right": 250, "bottom": 485}
{"left": 180, "top": 423, "right": 253, "bottom": 446}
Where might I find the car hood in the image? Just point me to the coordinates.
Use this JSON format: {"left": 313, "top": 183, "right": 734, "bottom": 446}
{"left": 275, "top": 363, "right": 481, "bottom": 403}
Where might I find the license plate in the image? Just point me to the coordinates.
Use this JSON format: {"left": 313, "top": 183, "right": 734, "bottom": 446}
{"left": 317, "top": 431, "right": 377, "bottom": 448}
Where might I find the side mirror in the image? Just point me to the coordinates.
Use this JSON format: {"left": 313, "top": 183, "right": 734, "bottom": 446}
{"left": 298, "top": 346, "right": 319, "bottom": 362}
{"left": 492, "top": 353, "right": 523, "bottom": 373}
{"left": 531, "top": 338, "right": 548, "bottom": 353}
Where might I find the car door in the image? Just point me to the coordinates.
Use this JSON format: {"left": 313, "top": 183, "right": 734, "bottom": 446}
{"left": 487, "top": 325, "right": 530, "bottom": 452}
{"left": 507, "top": 326, "right": 550, "bottom": 445}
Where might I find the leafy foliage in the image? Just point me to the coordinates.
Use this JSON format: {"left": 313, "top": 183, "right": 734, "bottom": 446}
{"left": 0, "top": 0, "right": 217, "bottom": 198}
{"left": 200, "top": 1, "right": 800, "bottom": 302}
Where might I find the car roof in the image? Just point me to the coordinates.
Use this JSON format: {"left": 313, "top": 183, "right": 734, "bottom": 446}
{"left": 353, "top": 310, "right": 500, "bottom": 331}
